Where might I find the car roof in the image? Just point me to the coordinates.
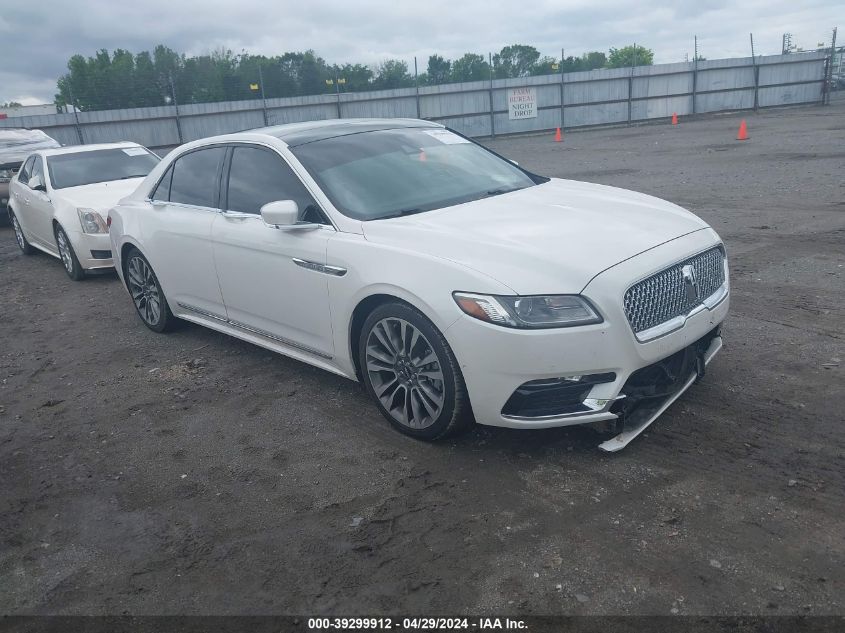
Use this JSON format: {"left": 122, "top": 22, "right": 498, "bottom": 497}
{"left": 186, "top": 118, "right": 444, "bottom": 150}
{"left": 260, "top": 118, "right": 443, "bottom": 147}
{"left": 37, "top": 141, "right": 144, "bottom": 157}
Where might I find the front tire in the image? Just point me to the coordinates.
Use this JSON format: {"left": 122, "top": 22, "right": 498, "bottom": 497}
{"left": 358, "top": 302, "right": 473, "bottom": 441}
{"left": 10, "top": 211, "right": 33, "bottom": 255}
{"left": 124, "top": 247, "right": 175, "bottom": 333}
{"left": 54, "top": 224, "right": 85, "bottom": 281}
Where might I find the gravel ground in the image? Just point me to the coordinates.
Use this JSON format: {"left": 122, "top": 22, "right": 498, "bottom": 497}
{"left": 0, "top": 102, "right": 843, "bottom": 617}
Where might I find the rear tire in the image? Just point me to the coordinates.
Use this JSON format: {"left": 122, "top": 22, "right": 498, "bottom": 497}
{"left": 358, "top": 301, "right": 473, "bottom": 441}
{"left": 10, "top": 210, "right": 33, "bottom": 255}
{"left": 124, "top": 247, "right": 175, "bottom": 333}
{"left": 54, "top": 224, "right": 85, "bottom": 281}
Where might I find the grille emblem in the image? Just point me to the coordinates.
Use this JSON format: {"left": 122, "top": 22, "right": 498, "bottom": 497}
{"left": 682, "top": 264, "right": 700, "bottom": 304}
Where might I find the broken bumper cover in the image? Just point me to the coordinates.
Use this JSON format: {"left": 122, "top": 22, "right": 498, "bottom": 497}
{"left": 598, "top": 327, "right": 723, "bottom": 452}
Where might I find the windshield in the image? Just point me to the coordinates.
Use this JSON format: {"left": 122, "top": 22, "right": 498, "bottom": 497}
{"left": 289, "top": 128, "right": 539, "bottom": 220}
{"left": 47, "top": 147, "right": 159, "bottom": 189}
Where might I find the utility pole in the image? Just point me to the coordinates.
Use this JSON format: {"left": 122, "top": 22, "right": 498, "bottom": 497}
{"left": 67, "top": 85, "right": 84, "bottom": 145}
{"left": 692, "top": 35, "right": 698, "bottom": 114}
{"left": 825, "top": 27, "right": 838, "bottom": 105}
{"left": 692, "top": 35, "right": 699, "bottom": 114}
{"left": 560, "top": 47, "right": 565, "bottom": 132}
{"left": 257, "top": 62, "right": 269, "bottom": 126}
{"left": 414, "top": 56, "right": 421, "bottom": 119}
{"left": 750, "top": 33, "right": 759, "bottom": 112}
{"left": 169, "top": 74, "right": 183, "bottom": 144}
{"left": 627, "top": 43, "right": 637, "bottom": 125}
{"left": 488, "top": 52, "right": 495, "bottom": 138}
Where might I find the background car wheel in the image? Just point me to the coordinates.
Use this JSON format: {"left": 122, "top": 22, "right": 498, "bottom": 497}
{"left": 124, "top": 247, "right": 175, "bottom": 333}
{"left": 10, "top": 211, "right": 33, "bottom": 255}
{"left": 358, "top": 301, "right": 473, "bottom": 441}
{"left": 54, "top": 224, "right": 85, "bottom": 281}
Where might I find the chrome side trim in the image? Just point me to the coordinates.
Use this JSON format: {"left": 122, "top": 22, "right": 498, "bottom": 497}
{"left": 227, "top": 319, "right": 333, "bottom": 359}
{"left": 292, "top": 258, "right": 347, "bottom": 277}
{"left": 177, "top": 302, "right": 228, "bottom": 322}
{"left": 177, "top": 302, "right": 332, "bottom": 359}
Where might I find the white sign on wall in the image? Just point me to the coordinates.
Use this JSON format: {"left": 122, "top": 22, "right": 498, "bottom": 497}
{"left": 508, "top": 87, "right": 537, "bottom": 120}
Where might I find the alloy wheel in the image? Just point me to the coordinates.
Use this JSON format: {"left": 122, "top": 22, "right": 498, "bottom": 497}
{"left": 56, "top": 228, "right": 74, "bottom": 273}
{"left": 126, "top": 255, "right": 162, "bottom": 326}
{"left": 365, "top": 317, "right": 446, "bottom": 429}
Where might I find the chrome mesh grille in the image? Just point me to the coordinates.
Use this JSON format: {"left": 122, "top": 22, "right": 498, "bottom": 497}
{"left": 623, "top": 247, "right": 725, "bottom": 334}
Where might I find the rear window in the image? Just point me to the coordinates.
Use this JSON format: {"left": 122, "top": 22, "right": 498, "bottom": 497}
{"left": 47, "top": 147, "right": 159, "bottom": 189}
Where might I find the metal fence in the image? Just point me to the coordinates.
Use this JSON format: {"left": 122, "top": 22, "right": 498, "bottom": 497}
{"left": 0, "top": 51, "right": 830, "bottom": 151}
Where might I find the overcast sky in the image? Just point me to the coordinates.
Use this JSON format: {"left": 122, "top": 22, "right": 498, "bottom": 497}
{"left": 1, "top": 0, "right": 840, "bottom": 105}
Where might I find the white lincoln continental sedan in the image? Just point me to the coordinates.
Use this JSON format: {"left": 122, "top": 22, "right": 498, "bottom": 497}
{"left": 108, "top": 119, "right": 729, "bottom": 451}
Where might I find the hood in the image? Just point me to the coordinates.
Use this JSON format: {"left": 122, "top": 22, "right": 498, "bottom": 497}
{"left": 361, "top": 178, "right": 709, "bottom": 294}
{"left": 53, "top": 178, "right": 145, "bottom": 214}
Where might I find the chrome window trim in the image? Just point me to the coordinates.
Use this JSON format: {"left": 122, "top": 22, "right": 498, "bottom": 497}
{"left": 144, "top": 199, "right": 221, "bottom": 213}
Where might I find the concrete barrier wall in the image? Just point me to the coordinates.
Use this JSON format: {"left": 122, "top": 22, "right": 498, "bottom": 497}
{"left": 0, "top": 51, "right": 828, "bottom": 148}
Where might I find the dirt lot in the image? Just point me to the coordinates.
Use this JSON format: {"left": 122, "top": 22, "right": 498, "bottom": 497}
{"left": 1, "top": 102, "right": 843, "bottom": 617}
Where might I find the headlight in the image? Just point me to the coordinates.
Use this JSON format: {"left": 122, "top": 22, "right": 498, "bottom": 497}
{"left": 453, "top": 292, "right": 602, "bottom": 329}
{"left": 77, "top": 208, "right": 108, "bottom": 234}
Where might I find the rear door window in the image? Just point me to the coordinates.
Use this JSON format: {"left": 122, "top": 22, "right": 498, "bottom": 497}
{"left": 169, "top": 147, "right": 226, "bottom": 208}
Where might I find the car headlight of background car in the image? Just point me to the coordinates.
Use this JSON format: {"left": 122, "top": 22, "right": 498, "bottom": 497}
{"left": 77, "top": 208, "right": 108, "bottom": 234}
{"left": 453, "top": 292, "right": 602, "bottom": 328}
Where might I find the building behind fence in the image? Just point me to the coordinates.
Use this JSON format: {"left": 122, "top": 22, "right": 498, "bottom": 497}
{"left": 0, "top": 51, "right": 832, "bottom": 151}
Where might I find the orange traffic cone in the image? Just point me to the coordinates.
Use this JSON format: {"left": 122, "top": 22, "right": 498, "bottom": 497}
{"left": 736, "top": 119, "right": 749, "bottom": 141}
{"left": 554, "top": 127, "right": 562, "bottom": 142}
{"left": 671, "top": 112, "right": 678, "bottom": 125}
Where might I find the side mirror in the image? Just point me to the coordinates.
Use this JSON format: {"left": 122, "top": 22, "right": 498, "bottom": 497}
{"left": 260, "top": 200, "right": 318, "bottom": 231}
{"left": 28, "top": 175, "right": 46, "bottom": 191}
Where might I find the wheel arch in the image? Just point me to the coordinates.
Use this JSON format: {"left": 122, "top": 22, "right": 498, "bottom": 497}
{"left": 347, "top": 288, "right": 457, "bottom": 382}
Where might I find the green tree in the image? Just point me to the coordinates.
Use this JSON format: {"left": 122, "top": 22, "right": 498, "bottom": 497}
{"left": 606, "top": 45, "right": 654, "bottom": 68}
{"left": 426, "top": 54, "right": 451, "bottom": 84}
{"left": 531, "top": 56, "right": 559, "bottom": 76}
{"left": 373, "top": 59, "right": 413, "bottom": 89}
{"left": 332, "top": 63, "right": 373, "bottom": 92}
{"left": 450, "top": 53, "right": 490, "bottom": 82}
{"left": 582, "top": 51, "right": 607, "bottom": 70}
{"left": 0, "top": 101, "right": 22, "bottom": 108}
{"left": 492, "top": 44, "right": 540, "bottom": 78}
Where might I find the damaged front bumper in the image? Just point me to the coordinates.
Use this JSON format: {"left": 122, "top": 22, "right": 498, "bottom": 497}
{"left": 598, "top": 327, "right": 723, "bottom": 452}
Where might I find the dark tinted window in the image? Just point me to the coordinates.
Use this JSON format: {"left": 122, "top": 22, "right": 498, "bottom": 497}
{"left": 226, "top": 146, "right": 323, "bottom": 222}
{"left": 17, "top": 156, "right": 35, "bottom": 184}
{"left": 151, "top": 165, "right": 173, "bottom": 201}
{"left": 47, "top": 147, "right": 159, "bottom": 189}
{"left": 169, "top": 147, "right": 225, "bottom": 208}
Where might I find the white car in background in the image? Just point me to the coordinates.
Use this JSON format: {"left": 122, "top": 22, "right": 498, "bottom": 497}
{"left": 8, "top": 142, "right": 159, "bottom": 280}
{"left": 108, "top": 119, "right": 729, "bottom": 451}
